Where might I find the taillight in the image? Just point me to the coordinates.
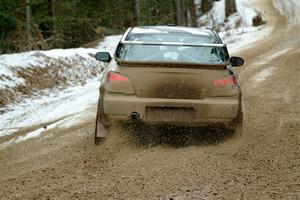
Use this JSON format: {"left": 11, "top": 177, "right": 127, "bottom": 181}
{"left": 214, "top": 75, "right": 237, "bottom": 87}
{"left": 106, "top": 71, "right": 129, "bottom": 82}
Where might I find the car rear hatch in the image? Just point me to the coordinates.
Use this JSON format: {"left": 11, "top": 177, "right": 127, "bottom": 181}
{"left": 114, "top": 27, "right": 238, "bottom": 100}
{"left": 117, "top": 62, "right": 237, "bottom": 99}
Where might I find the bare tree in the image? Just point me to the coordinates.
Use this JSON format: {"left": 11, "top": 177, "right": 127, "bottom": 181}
{"left": 225, "top": 0, "right": 237, "bottom": 18}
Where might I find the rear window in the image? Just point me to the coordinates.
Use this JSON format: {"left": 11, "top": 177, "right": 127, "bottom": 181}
{"left": 115, "top": 33, "right": 229, "bottom": 64}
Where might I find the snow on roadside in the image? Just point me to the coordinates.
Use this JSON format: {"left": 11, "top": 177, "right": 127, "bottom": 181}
{"left": 273, "top": 0, "right": 300, "bottom": 24}
{"left": 0, "top": 48, "right": 97, "bottom": 90}
{"left": 220, "top": 26, "right": 269, "bottom": 53}
{"left": 0, "top": 78, "right": 99, "bottom": 137}
{"left": 251, "top": 67, "right": 275, "bottom": 84}
{"left": 249, "top": 47, "right": 294, "bottom": 87}
{"left": 0, "top": 35, "right": 121, "bottom": 90}
{"left": 195, "top": 0, "right": 270, "bottom": 53}
{"left": 255, "top": 47, "right": 293, "bottom": 66}
{"left": 197, "top": 0, "right": 262, "bottom": 28}
{"left": 0, "top": 35, "right": 121, "bottom": 142}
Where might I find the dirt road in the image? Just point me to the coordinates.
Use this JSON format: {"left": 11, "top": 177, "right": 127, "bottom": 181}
{"left": 0, "top": 0, "right": 300, "bottom": 199}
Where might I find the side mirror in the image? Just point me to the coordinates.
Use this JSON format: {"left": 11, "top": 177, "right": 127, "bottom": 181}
{"left": 95, "top": 52, "right": 112, "bottom": 62}
{"left": 230, "top": 56, "right": 244, "bottom": 67}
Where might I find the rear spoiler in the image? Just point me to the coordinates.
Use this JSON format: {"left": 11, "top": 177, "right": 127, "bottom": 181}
{"left": 116, "top": 60, "right": 230, "bottom": 69}
{"left": 120, "top": 27, "right": 226, "bottom": 48}
{"left": 120, "top": 40, "right": 226, "bottom": 48}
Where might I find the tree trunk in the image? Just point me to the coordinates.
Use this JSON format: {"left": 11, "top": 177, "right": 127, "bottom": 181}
{"left": 187, "top": 0, "right": 197, "bottom": 27}
{"left": 172, "top": 0, "right": 177, "bottom": 25}
{"left": 182, "top": 0, "right": 188, "bottom": 26}
{"left": 201, "top": 0, "right": 214, "bottom": 14}
{"left": 0, "top": 31, "right": 5, "bottom": 54}
{"left": 174, "top": 0, "right": 185, "bottom": 26}
{"left": 26, "top": 0, "right": 32, "bottom": 50}
{"left": 134, "top": 0, "right": 141, "bottom": 25}
{"left": 225, "top": 0, "right": 237, "bottom": 18}
{"left": 47, "top": 0, "right": 54, "bottom": 36}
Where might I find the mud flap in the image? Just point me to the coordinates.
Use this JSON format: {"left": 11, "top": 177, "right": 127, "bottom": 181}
{"left": 95, "top": 118, "right": 108, "bottom": 138}
{"left": 233, "top": 97, "right": 244, "bottom": 138}
{"left": 234, "top": 111, "right": 243, "bottom": 138}
{"left": 95, "top": 98, "right": 110, "bottom": 144}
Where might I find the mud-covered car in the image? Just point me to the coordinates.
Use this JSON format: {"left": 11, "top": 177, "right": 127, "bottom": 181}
{"left": 94, "top": 26, "right": 244, "bottom": 144}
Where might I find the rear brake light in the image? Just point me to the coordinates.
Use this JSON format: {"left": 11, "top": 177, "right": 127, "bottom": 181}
{"left": 214, "top": 75, "right": 237, "bottom": 87}
{"left": 107, "top": 71, "right": 129, "bottom": 82}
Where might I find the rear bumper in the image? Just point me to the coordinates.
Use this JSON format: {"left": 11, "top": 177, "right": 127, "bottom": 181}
{"left": 103, "top": 93, "right": 240, "bottom": 127}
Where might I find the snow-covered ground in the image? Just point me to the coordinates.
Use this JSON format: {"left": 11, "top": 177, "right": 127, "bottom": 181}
{"left": 196, "top": 0, "right": 260, "bottom": 28}
{"left": 0, "top": 48, "right": 97, "bottom": 89}
{"left": 0, "top": 79, "right": 99, "bottom": 137}
{"left": 0, "top": 79, "right": 100, "bottom": 149}
{"left": 0, "top": 36, "right": 120, "bottom": 90}
{"left": 195, "top": 0, "right": 270, "bottom": 53}
{"left": 273, "top": 0, "right": 300, "bottom": 24}
{"left": 0, "top": 36, "right": 121, "bottom": 145}
{"left": 0, "top": 1, "right": 272, "bottom": 147}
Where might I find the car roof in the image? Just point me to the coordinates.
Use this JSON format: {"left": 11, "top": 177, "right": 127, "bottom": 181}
{"left": 130, "top": 26, "right": 216, "bottom": 37}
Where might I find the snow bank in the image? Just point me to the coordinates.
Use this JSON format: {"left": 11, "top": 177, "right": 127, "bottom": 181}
{"left": 197, "top": 0, "right": 262, "bottom": 29}
{"left": 219, "top": 26, "right": 269, "bottom": 53}
{"left": 0, "top": 35, "right": 121, "bottom": 90}
{"left": 0, "top": 48, "right": 96, "bottom": 89}
{"left": 194, "top": 0, "right": 269, "bottom": 53}
{"left": 0, "top": 35, "right": 121, "bottom": 139}
{"left": 0, "top": 78, "right": 99, "bottom": 137}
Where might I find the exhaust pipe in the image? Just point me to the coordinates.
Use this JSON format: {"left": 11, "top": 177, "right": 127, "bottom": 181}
{"left": 129, "top": 112, "right": 140, "bottom": 121}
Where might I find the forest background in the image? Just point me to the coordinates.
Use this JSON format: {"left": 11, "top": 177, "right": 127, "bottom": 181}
{"left": 0, "top": 0, "right": 254, "bottom": 53}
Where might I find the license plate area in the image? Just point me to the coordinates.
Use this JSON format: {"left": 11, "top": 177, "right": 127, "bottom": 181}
{"left": 145, "top": 106, "right": 195, "bottom": 122}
